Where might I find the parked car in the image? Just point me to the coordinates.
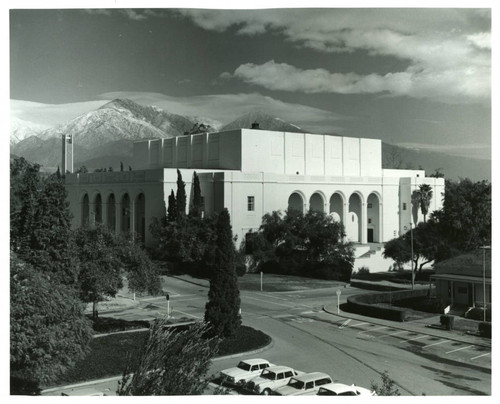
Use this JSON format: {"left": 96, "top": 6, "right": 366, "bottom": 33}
{"left": 271, "top": 372, "right": 333, "bottom": 396}
{"left": 245, "top": 365, "right": 305, "bottom": 395}
{"left": 219, "top": 359, "right": 273, "bottom": 386}
{"left": 317, "top": 382, "right": 377, "bottom": 396}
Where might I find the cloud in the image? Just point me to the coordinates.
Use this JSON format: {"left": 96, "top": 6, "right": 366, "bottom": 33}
{"left": 228, "top": 60, "right": 489, "bottom": 104}
{"left": 180, "top": 9, "right": 490, "bottom": 104}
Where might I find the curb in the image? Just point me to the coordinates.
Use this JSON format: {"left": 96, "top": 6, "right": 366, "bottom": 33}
{"left": 213, "top": 339, "right": 274, "bottom": 361}
{"left": 322, "top": 305, "right": 491, "bottom": 348}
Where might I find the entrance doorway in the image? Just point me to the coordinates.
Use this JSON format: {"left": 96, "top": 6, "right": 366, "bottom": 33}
{"left": 367, "top": 228, "right": 374, "bottom": 243}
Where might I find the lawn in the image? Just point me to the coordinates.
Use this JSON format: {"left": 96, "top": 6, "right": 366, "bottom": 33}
{"left": 47, "top": 325, "right": 271, "bottom": 388}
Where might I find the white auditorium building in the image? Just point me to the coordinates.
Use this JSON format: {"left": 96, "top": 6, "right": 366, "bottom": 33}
{"left": 64, "top": 129, "right": 444, "bottom": 258}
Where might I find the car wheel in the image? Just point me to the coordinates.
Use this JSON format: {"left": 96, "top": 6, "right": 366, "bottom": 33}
{"left": 262, "top": 389, "right": 271, "bottom": 395}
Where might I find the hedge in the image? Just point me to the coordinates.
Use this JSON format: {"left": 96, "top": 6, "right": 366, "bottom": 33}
{"left": 346, "top": 289, "right": 429, "bottom": 322}
{"left": 478, "top": 322, "right": 491, "bottom": 338}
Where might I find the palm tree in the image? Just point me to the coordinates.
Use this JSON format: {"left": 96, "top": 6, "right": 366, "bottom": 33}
{"left": 416, "top": 184, "right": 433, "bottom": 222}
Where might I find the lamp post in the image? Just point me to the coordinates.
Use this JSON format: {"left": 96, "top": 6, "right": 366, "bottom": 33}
{"left": 479, "top": 246, "right": 490, "bottom": 322}
{"left": 410, "top": 222, "right": 414, "bottom": 290}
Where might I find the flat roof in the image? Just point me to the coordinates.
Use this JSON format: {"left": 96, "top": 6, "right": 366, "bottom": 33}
{"left": 431, "top": 274, "right": 491, "bottom": 284}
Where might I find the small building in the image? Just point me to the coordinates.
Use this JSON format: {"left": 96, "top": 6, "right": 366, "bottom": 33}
{"left": 64, "top": 128, "right": 444, "bottom": 249}
{"left": 431, "top": 249, "right": 491, "bottom": 310}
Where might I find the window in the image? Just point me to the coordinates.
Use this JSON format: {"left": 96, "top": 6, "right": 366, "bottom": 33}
{"left": 368, "top": 218, "right": 372, "bottom": 224}
{"left": 403, "top": 202, "right": 407, "bottom": 210}
{"left": 259, "top": 363, "right": 269, "bottom": 370}
{"left": 367, "top": 203, "right": 372, "bottom": 208}
{"left": 277, "top": 373, "right": 285, "bottom": 380}
{"left": 285, "top": 371, "right": 293, "bottom": 378}
{"left": 305, "top": 382, "right": 314, "bottom": 390}
{"left": 247, "top": 196, "right": 255, "bottom": 211}
{"left": 316, "top": 378, "right": 332, "bottom": 386}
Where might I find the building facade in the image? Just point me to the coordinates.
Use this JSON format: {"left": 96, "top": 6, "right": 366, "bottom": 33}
{"left": 64, "top": 129, "right": 445, "bottom": 247}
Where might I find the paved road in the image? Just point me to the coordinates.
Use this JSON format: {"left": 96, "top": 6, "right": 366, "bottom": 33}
{"left": 43, "top": 275, "right": 491, "bottom": 396}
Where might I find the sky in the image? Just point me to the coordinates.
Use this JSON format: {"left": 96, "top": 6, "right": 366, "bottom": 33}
{"left": 8, "top": 2, "right": 493, "bottom": 160}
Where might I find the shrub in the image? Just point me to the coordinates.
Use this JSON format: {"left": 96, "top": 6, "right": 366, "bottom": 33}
{"left": 353, "top": 266, "right": 370, "bottom": 279}
{"left": 478, "top": 322, "right": 491, "bottom": 338}
{"left": 465, "top": 307, "right": 491, "bottom": 322}
{"left": 440, "top": 315, "right": 455, "bottom": 330}
{"left": 370, "top": 371, "right": 400, "bottom": 396}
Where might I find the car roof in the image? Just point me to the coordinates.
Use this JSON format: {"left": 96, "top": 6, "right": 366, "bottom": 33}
{"left": 240, "top": 358, "right": 269, "bottom": 365}
{"left": 291, "top": 372, "right": 330, "bottom": 382}
{"left": 319, "top": 383, "right": 362, "bottom": 393}
{"left": 264, "top": 365, "right": 294, "bottom": 372}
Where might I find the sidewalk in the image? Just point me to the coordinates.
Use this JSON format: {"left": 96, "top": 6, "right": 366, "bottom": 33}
{"left": 323, "top": 304, "right": 491, "bottom": 348}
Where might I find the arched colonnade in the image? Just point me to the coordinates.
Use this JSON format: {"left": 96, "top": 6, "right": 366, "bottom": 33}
{"left": 80, "top": 190, "right": 146, "bottom": 243}
{"left": 287, "top": 190, "right": 382, "bottom": 243}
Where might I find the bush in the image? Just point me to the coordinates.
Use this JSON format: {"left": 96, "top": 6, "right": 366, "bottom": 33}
{"left": 465, "top": 307, "right": 491, "bottom": 322}
{"left": 352, "top": 266, "right": 370, "bottom": 279}
{"left": 440, "top": 315, "right": 455, "bottom": 330}
{"left": 90, "top": 317, "right": 151, "bottom": 334}
{"left": 478, "top": 322, "right": 491, "bottom": 338}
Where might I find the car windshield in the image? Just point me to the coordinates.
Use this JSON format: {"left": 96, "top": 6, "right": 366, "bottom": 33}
{"left": 237, "top": 362, "right": 251, "bottom": 371}
{"left": 260, "top": 370, "right": 276, "bottom": 380}
{"left": 287, "top": 379, "right": 305, "bottom": 389}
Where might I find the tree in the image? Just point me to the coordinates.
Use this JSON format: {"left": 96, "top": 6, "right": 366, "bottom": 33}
{"left": 167, "top": 189, "right": 177, "bottom": 222}
{"left": 413, "top": 184, "right": 433, "bottom": 222}
{"left": 73, "top": 225, "right": 124, "bottom": 318}
{"left": 436, "top": 178, "right": 491, "bottom": 252}
{"left": 116, "top": 237, "right": 162, "bottom": 296}
{"left": 252, "top": 210, "right": 354, "bottom": 281}
{"left": 176, "top": 169, "right": 187, "bottom": 219}
{"left": 370, "top": 371, "right": 400, "bottom": 396}
{"left": 10, "top": 253, "right": 93, "bottom": 393}
{"left": 189, "top": 171, "right": 203, "bottom": 218}
{"left": 117, "top": 320, "right": 219, "bottom": 395}
{"left": 205, "top": 209, "right": 241, "bottom": 338}
{"left": 10, "top": 159, "right": 77, "bottom": 285}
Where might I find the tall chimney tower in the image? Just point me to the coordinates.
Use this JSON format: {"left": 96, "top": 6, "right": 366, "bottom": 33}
{"left": 62, "top": 134, "right": 74, "bottom": 174}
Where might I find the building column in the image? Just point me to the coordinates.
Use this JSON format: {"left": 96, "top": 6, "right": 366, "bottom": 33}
{"left": 115, "top": 201, "right": 122, "bottom": 234}
{"left": 130, "top": 197, "right": 136, "bottom": 235}
{"left": 361, "top": 202, "right": 368, "bottom": 244}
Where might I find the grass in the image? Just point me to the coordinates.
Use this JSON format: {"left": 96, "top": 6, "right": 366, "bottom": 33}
{"left": 238, "top": 273, "right": 346, "bottom": 292}
{"left": 47, "top": 325, "right": 271, "bottom": 388}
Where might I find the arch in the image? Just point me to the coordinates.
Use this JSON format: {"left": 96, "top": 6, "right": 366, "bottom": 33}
{"left": 288, "top": 191, "right": 305, "bottom": 214}
{"left": 94, "top": 193, "right": 103, "bottom": 224}
{"left": 107, "top": 193, "right": 116, "bottom": 231}
{"left": 309, "top": 192, "right": 325, "bottom": 213}
{"left": 82, "top": 193, "right": 89, "bottom": 227}
{"left": 135, "top": 193, "right": 146, "bottom": 243}
{"left": 121, "top": 193, "right": 131, "bottom": 234}
{"left": 329, "top": 192, "right": 345, "bottom": 223}
{"left": 347, "top": 192, "right": 363, "bottom": 242}
{"left": 367, "top": 192, "right": 381, "bottom": 243}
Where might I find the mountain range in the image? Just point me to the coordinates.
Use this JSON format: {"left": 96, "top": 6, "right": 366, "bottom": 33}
{"left": 10, "top": 98, "right": 490, "bottom": 181}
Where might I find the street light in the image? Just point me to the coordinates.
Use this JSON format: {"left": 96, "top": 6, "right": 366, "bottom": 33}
{"left": 410, "top": 222, "right": 414, "bottom": 290}
{"left": 479, "top": 246, "right": 490, "bottom": 322}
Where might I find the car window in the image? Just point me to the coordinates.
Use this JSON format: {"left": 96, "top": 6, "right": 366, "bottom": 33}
{"left": 318, "top": 388, "right": 336, "bottom": 396}
{"left": 260, "top": 369, "right": 275, "bottom": 380}
{"left": 339, "top": 391, "right": 357, "bottom": 396}
{"left": 285, "top": 371, "right": 293, "bottom": 378}
{"left": 237, "top": 362, "right": 251, "bottom": 371}
{"left": 260, "top": 363, "right": 269, "bottom": 370}
{"left": 305, "top": 382, "right": 314, "bottom": 390}
{"left": 287, "top": 379, "right": 304, "bottom": 390}
{"left": 315, "top": 378, "right": 332, "bottom": 386}
{"left": 277, "top": 372, "right": 285, "bottom": 380}
{"left": 251, "top": 365, "right": 259, "bottom": 371}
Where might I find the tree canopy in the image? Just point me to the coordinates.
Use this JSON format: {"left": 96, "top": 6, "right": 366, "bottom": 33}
{"left": 10, "top": 253, "right": 93, "bottom": 393}
{"left": 248, "top": 210, "right": 354, "bottom": 281}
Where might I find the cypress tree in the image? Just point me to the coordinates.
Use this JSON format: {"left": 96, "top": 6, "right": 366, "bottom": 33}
{"left": 189, "top": 171, "right": 203, "bottom": 218}
{"left": 204, "top": 209, "right": 241, "bottom": 337}
{"left": 176, "top": 169, "right": 186, "bottom": 219}
{"left": 167, "top": 190, "right": 177, "bottom": 222}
